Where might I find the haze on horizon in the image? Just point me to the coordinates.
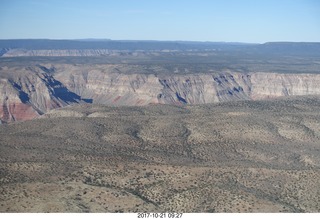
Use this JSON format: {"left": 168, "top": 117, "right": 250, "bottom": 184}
{"left": 0, "top": 0, "right": 320, "bottom": 44}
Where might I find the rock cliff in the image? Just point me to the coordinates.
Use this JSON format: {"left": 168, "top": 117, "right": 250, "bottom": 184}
{"left": 1, "top": 64, "right": 320, "bottom": 123}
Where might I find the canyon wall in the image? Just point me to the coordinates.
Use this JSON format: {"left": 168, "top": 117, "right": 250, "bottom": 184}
{"left": 1, "top": 64, "right": 320, "bottom": 123}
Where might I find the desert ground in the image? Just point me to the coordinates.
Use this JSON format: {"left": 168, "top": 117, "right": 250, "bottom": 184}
{"left": 1, "top": 96, "right": 320, "bottom": 212}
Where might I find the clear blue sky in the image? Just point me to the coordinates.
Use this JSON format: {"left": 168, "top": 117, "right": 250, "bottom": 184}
{"left": 0, "top": 0, "right": 319, "bottom": 43}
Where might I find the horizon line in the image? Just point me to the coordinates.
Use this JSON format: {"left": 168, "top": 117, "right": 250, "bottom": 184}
{"left": 1, "top": 38, "right": 320, "bottom": 44}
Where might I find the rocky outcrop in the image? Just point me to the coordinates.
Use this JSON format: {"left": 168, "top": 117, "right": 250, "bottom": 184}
{"left": 0, "top": 65, "right": 84, "bottom": 123}
{"left": 0, "top": 79, "right": 40, "bottom": 122}
{"left": 53, "top": 65, "right": 253, "bottom": 106}
{"left": 1, "top": 64, "right": 320, "bottom": 123}
{"left": 250, "top": 73, "right": 320, "bottom": 99}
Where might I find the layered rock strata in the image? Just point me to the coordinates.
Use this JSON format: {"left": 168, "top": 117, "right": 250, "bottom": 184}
{"left": 1, "top": 64, "right": 320, "bottom": 123}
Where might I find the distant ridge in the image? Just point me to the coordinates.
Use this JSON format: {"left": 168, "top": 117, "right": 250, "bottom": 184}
{"left": 0, "top": 39, "right": 319, "bottom": 56}
{"left": 0, "top": 39, "right": 253, "bottom": 51}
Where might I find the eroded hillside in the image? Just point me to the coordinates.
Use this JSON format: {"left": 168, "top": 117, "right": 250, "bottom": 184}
{"left": 1, "top": 63, "right": 320, "bottom": 123}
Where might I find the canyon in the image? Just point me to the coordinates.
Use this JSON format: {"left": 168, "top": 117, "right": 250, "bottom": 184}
{"left": 1, "top": 63, "right": 320, "bottom": 123}
{"left": 1, "top": 40, "right": 320, "bottom": 212}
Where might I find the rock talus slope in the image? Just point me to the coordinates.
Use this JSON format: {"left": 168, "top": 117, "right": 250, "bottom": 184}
{"left": 1, "top": 64, "right": 320, "bottom": 123}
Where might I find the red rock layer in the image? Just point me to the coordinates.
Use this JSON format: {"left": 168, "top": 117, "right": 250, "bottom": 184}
{"left": 1, "top": 103, "right": 39, "bottom": 123}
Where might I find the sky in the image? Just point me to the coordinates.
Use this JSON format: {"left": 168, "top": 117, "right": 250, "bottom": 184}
{"left": 0, "top": 0, "right": 319, "bottom": 43}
